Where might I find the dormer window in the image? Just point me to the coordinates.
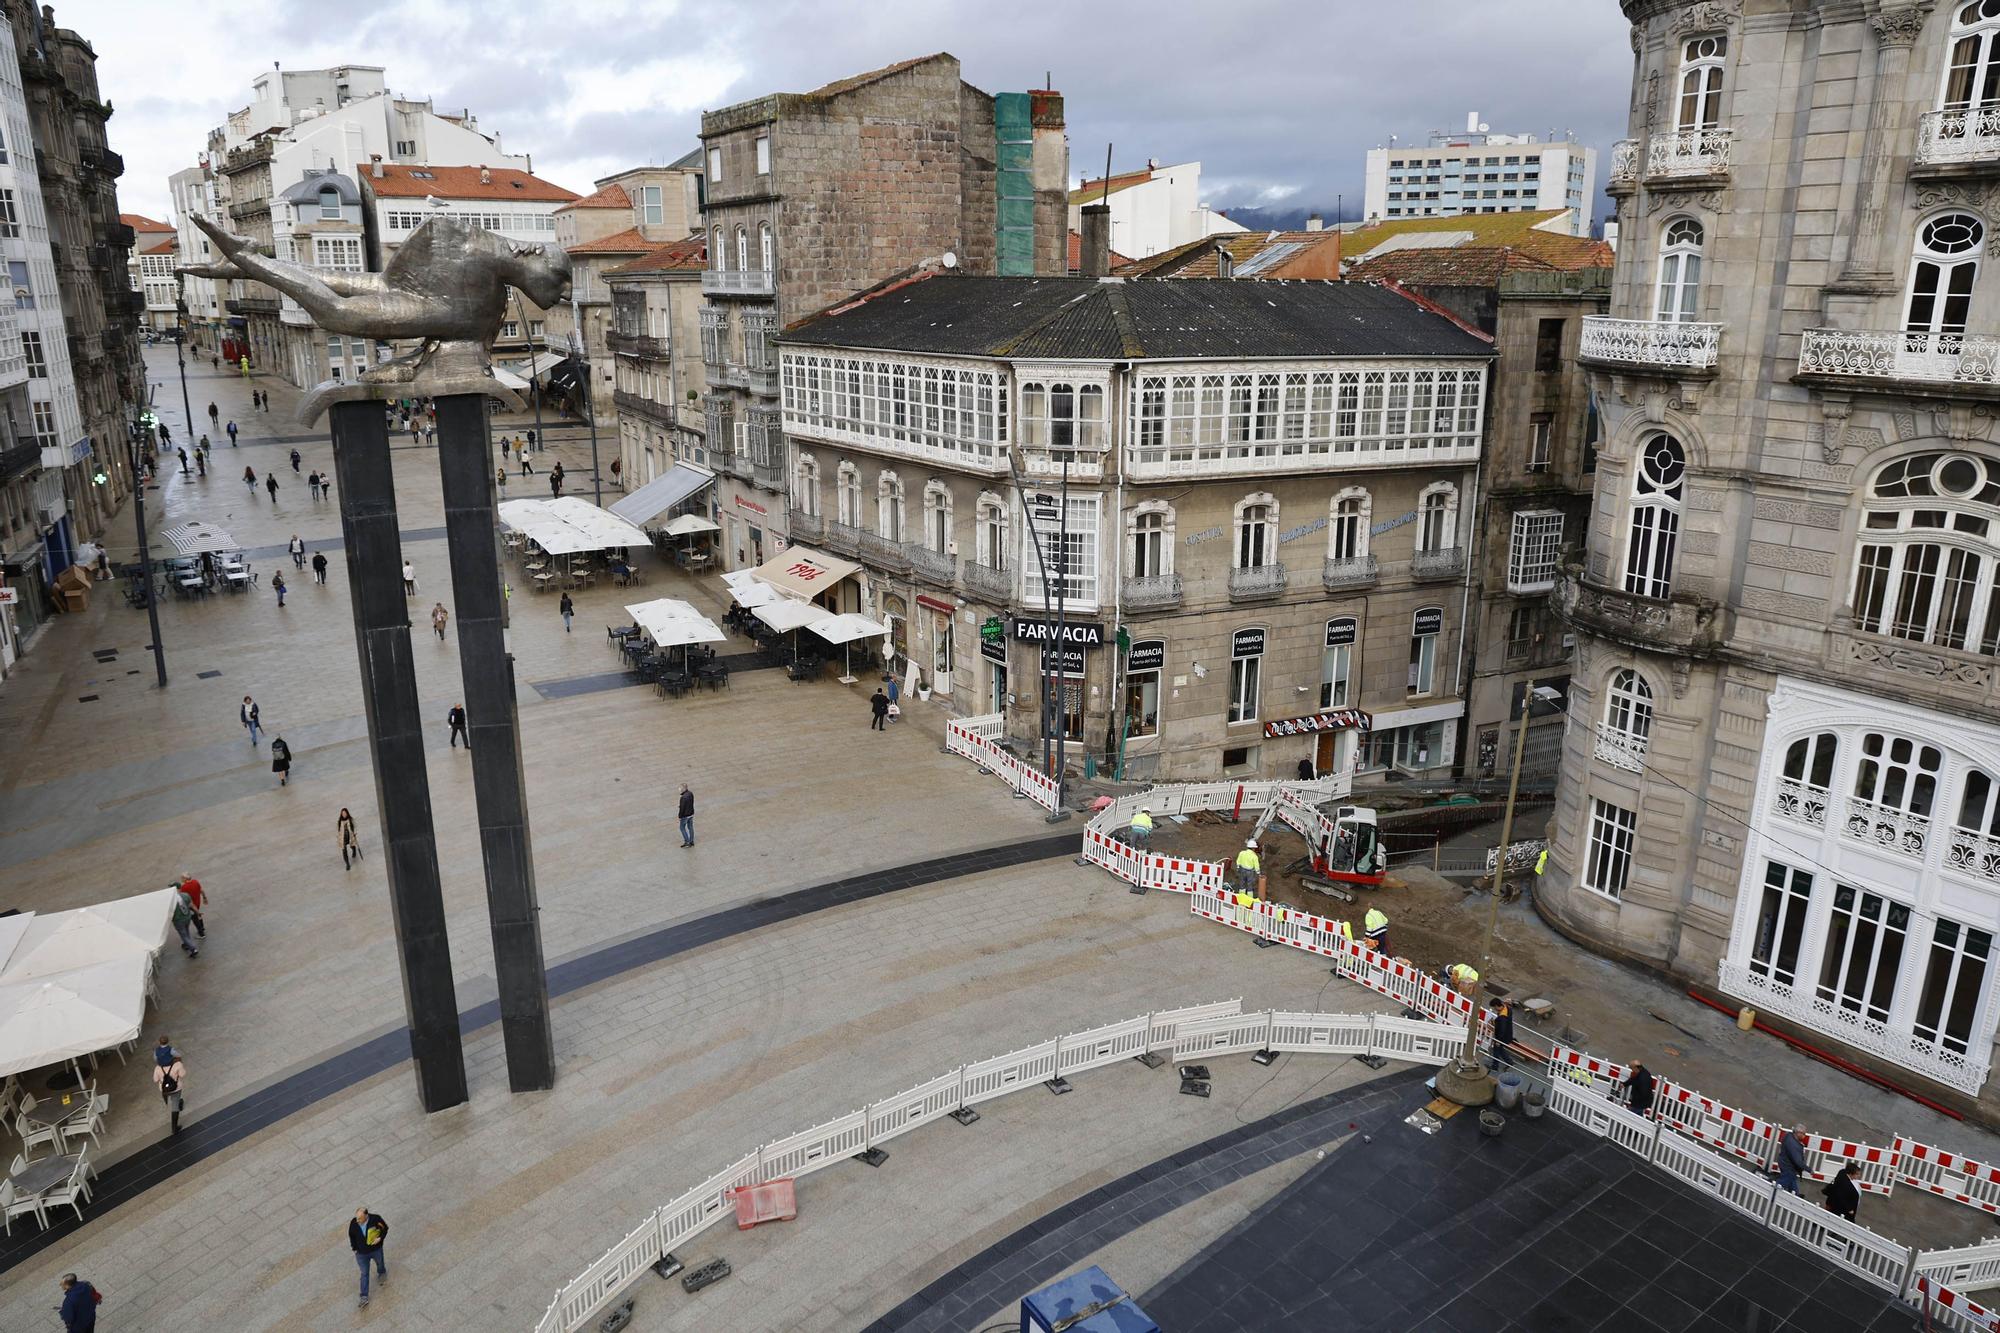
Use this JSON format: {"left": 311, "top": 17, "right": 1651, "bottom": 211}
{"left": 318, "top": 188, "right": 340, "bottom": 221}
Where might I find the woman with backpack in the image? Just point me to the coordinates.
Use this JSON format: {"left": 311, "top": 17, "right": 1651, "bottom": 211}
{"left": 153, "top": 1049, "right": 188, "bottom": 1133}
{"left": 270, "top": 736, "right": 292, "bottom": 787}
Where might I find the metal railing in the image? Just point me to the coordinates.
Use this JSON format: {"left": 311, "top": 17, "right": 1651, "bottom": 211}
{"left": 1608, "top": 138, "right": 1639, "bottom": 185}
{"left": 1122, "top": 572, "right": 1183, "bottom": 610}
{"left": 858, "top": 530, "right": 910, "bottom": 573}
{"left": 1647, "top": 127, "right": 1733, "bottom": 177}
{"left": 1411, "top": 546, "right": 1465, "bottom": 580}
{"left": 788, "top": 510, "right": 823, "bottom": 543}
{"left": 745, "top": 363, "right": 779, "bottom": 397}
{"left": 1593, "top": 723, "right": 1646, "bottom": 773}
{"left": 1227, "top": 563, "right": 1287, "bottom": 601}
{"left": 906, "top": 542, "right": 956, "bottom": 586}
{"left": 962, "top": 561, "right": 1010, "bottom": 602}
{"left": 822, "top": 520, "right": 862, "bottom": 555}
{"left": 1797, "top": 328, "right": 2000, "bottom": 387}
{"left": 1322, "top": 554, "right": 1378, "bottom": 591}
{"left": 1916, "top": 106, "right": 2000, "bottom": 167}
{"left": 700, "top": 269, "right": 776, "bottom": 297}
{"left": 1579, "top": 315, "right": 1722, "bottom": 369}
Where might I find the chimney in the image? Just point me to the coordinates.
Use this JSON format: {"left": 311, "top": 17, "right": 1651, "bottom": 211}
{"left": 479, "top": 165, "right": 492, "bottom": 185}
{"left": 1215, "top": 243, "right": 1233, "bottom": 280}
{"left": 1079, "top": 204, "right": 1111, "bottom": 278}
{"left": 1306, "top": 213, "right": 1323, "bottom": 232}
{"left": 370, "top": 154, "right": 383, "bottom": 179}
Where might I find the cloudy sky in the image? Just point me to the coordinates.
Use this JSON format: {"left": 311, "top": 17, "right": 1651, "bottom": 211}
{"left": 90, "top": 0, "right": 1632, "bottom": 229}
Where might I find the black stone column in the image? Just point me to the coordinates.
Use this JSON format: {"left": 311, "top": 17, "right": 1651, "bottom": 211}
{"left": 435, "top": 393, "right": 555, "bottom": 1091}
{"left": 326, "top": 400, "right": 468, "bottom": 1113}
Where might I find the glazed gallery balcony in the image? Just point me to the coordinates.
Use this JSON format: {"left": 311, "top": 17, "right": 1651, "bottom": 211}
{"left": 1578, "top": 316, "right": 1722, "bottom": 372}
{"left": 1795, "top": 328, "right": 2000, "bottom": 396}
{"left": 700, "top": 269, "right": 775, "bottom": 298}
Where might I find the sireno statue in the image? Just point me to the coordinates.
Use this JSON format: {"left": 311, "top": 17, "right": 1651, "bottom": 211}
{"left": 180, "top": 212, "right": 570, "bottom": 422}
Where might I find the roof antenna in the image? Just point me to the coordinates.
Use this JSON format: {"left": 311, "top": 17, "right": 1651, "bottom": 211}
{"left": 1102, "top": 143, "right": 1114, "bottom": 204}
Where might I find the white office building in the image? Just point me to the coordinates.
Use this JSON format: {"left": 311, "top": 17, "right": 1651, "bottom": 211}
{"left": 1364, "top": 113, "right": 1596, "bottom": 236}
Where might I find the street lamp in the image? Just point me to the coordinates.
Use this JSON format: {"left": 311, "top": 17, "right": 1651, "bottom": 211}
{"left": 1436, "top": 679, "right": 1562, "bottom": 1107}
{"left": 172, "top": 288, "right": 195, "bottom": 442}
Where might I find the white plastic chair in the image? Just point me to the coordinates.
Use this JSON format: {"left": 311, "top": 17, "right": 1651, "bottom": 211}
{"left": 7, "top": 1152, "right": 24, "bottom": 1178}
{"left": 60, "top": 1096, "right": 107, "bottom": 1154}
{"left": 0, "top": 1178, "right": 42, "bottom": 1234}
{"left": 38, "top": 1156, "right": 86, "bottom": 1224}
{"left": 14, "top": 1112, "right": 57, "bottom": 1158}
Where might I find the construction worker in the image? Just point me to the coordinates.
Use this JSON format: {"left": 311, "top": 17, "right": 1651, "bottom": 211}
{"left": 1364, "top": 905, "right": 1389, "bottom": 954}
{"left": 1234, "top": 838, "right": 1261, "bottom": 895}
{"left": 1331, "top": 919, "right": 1354, "bottom": 946}
{"left": 1534, "top": 847, "right": 1549, "bottom": 877}
{"left": 1448, "top": 961, "right": 1480, "bottom": 992}
{"left": 1129, "top": 807, "right": 1154, "bottom": 850}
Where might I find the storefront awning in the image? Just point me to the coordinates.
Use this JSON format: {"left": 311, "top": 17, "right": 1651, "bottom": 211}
{"left": 505, "top": 351, "right": 566, "bottom": 382}
{"left": 609, "top": 463, "right": 717, "bottom": 526}
{"left": 749, "top": 545, "right": 858, "bottom": 601}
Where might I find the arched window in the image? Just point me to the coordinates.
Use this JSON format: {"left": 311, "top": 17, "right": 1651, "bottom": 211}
{"left": 923, "top": 480, "right": 952, "bottom": 553}
{"left": 1598, "top": 669, "right": 1653, "bottom": 771}
{"left": 1906, "top": 213, "right": 1984, "bottom": 337}
{"left": 975, "top": 492, "right": 1008, "bottom": 571}
{"left": 1849, "top": 732, "right": 1942, "bottom": 854}
{"left": 1944, "top": 1, "right": 2000, "bottom": 111}
{"left": 1655, "top": 218, "right": 1704, "bottom": 323}
{"left": 1329, "top": 488, "right": 1371, "bottom": 562}
{"left": 1234, "top": 495, "right": 1276, "bottom": 570}
{"left": 1776, "top": 732, "right": 1838, "bottom": 827}
{"left": 1623, "top": 433, "right": 1686, "bottom": 600}
{"left": 794, "top": 453, "right": 819, "bottom": 518}
{"left": 836, "top": 462, "right": 860, "bottom": 526}
{"left": 318, "top": 187, "right": 342, "bottom": 221}
{"left": 1852, "top": 453, "right": 2000, "bottom": 655}
{"left": 877, "top": 471, "right": 905, "bottom": 542}
{"left": 1130, "top": 502, "right": 1174, "bottom": 579}
{"left": 735, "top": 227, "right": 749, "bottom": 273}
{"left": 759, "top": 223, "right": 773, "bottom": 273}
{"left": 1956, "top": 768, "right": 2000, "bottom": 851}
{"left": 1676, "top": 34, "right": 1728, "bottom": 131}
{"left": 1416, "top": 482, "right": 1457, "bottom": 554}
{"left": 711, "top": 227, "right": 725, "bottom": 271}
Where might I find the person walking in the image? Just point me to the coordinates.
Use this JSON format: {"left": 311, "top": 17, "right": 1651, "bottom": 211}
{"left": 199, "top": 431, "right": 211, "bottom": 454}
{"left": 1774, "top": 1125, "right": 1809, "bottom": 1195}
{"left": 550, "top": 462, "right": 564, "bottom": 497}
{"left": 207, "top": 401, "right": 219, "bottom": 430}
{"left": 272, "top": 572, "right": 288, "bottom": 608}
{"left": 243, "top": 464, "right": 258, "bottom": 492}
{"left": 678, "top": 783, "right": 695, "bottom": 848}
{"left": 519, "top": 441, "right": 533, "bottom": 476}
{"left": 251, "top": 389, "right": 260, "bottom": 411}
{"left": 289, "top": 535, "right": 306, "bottom": 569}
{"left": 311, "top": 550, "right": 329, "bottom": 585}
{"left": 884, "top": 672, "right": 900, "bottom": 709}
{"left": 497, "top": 464, "right": 508, "bottom": 493}
{"left": 349, "top": 1207, "right": 389, "bottom": 1307}
{"left": 195, "top": 447, "right": 206, "bottom": 477}
{"left": 338, "top": 808, "right": 362, "bottom": 869}
{"left": 1234, "top": 839, "right": 1261, "bottom": 895}
{"left": 261, "top": 389, "right": 270, "bottom": 413}
{"left": 290, "top": 447, "right": 301, "bottom": 473}
{"left": 58, "top": 1274, "right": 100, "bottom": 1333}
{"left": 306, "top": 470, "right": 320, "bottom": 501}
{"left": 176, "top": 875, "right": 208, "bottom": 940}
{"left": 265, "top": 472, "right": 279, "bottom": 503}
{"left": 402, "top": 560, "right": 416, "bottom": 597}
{"left": 447, "top": 703, "right": 469, "bottom": 750}
{"left": 1822, "top": 1163, "right": 1861, "bottom": 1221}
{"left": 870, "top": 687, "right": 889, "bottom": 730}
{"left": 178, "top": 445, "right": 190, "bottom": 474}
{"left": 431, "top": 602, "right": 449, "bottom": 641}
{"left": 1619, "top": 1061, "right": 1656, "bottom": 1117}
{"left": 240, "top": 695, "right": 261, "bottom": 746}
{"left": 270, "top": 736, "right": 293, "bottom": 786}
{"left": 558, "top": 590, "right": 574, "bottom": 633}
{"left": 609, "top": 456, "right": 622, "bottom": 487}
{"left": 170, "top": 884, "right": 199, "bottom": 959}
{"left": 227, "top": 420, "right": 238, "bottom": 446}
{"left": 527, "top": 427, "right": 538, "bottom": 453}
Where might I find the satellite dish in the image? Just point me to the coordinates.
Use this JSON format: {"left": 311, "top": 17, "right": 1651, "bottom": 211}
{"left": 1478, "top": 122, "right": 1490, "bottom": 133}
{"left": 941, "top": 251, "right": 958, "bottom": 269}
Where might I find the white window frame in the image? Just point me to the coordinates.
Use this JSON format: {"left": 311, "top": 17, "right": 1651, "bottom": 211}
{"left": 1320, "top": 620, "right": 1354, "bottom": 709}
{"left": 1943, "top": 1, "right": 2000, "bottom": 112}
{"left": 923, "top": 480, "right": 952, "bottom": 554}
{"left": 1416, "top": 481, "right": 1458, "bottom": 555}
{"left": 1507, "top": 510, "right": 1564, "bottom": 592}
{"left": 1021, "top": 491, "right": 1101, "bottom": 609}
{"left": 1407, "top": 611, "right": 1440, "bottom": 697}
{"left": 1234, "top": 493, "right": 1277, "bottom": 571}
{"left": 1676, "top": 34, "right": 1728, "bottom": 131}
{"left": 1624, "top": 434, "right": 1687, "bottom": 600}
{"left": 877, "top": 471, "right": 905, "bottom": 542}
{"left": 1328, "top": 487, "right": 1371, "bottom": 561}
{"left": 1228, "top": 629, "right": 1264, "bottom": 725}
{"left": 794, "top": 453, "right": 820, "bottom": 518}
{"left": 1655, "top": 217, "right": 1705, "bottom": 324}
{"left": 1906, "top": 212, "right": 1984, "bottom": 337}
{"left": 1129, "top": 500, "right": 1175, "bottom": 578}
{"left": 836, "top": 462, "right": 860, "bottom": 526}
{"left": 976, "top": 492, "right": 1009, "bottom": 571}
{"left": 1600, "top": 668, "right": 1654, "bottom": 770}
{"left": 1584, "top": 798, "right": 1638, "bottom": 899}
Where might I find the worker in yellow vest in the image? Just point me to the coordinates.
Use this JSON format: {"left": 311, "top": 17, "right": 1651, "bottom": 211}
{"left": 1129, "top": 807, "right": 1154, "bottom": 850}
{"left": 1448, "top": 961, "right": 1479, "bottom": 992}
{"left": 1534, "top": 847, "right": 1549, "bottom": 877}
{"left": 1331, "top": 919, "right": 1353, "bottom": 945}
{"left": 1234, "top": 839, "right": 1261, "bottom": 895}
{"left": 1364, "top": 906, "right": 1389, "bottom": 954}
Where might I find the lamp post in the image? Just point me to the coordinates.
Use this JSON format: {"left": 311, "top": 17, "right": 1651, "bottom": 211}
{"left": 127, "top": 418, "right": 166, "bottom": 687}
{"left": 172, "top": 292, "right": 195, "bottom": 443}
{"left": 570, "top": 287, "right": 604, "bottom": 507}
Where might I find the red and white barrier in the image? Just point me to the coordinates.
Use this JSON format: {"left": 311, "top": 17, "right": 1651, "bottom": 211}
{"left": 1914, "top": 1277, "right": 2000, "bottom": 1333}
{"left": 1653, "top": 1079, "right": 1777, "bottom": 1168}
{"left": 943, "top": 715, "right": 1064, "bottom": 814}
{"left": 1547, "top": 1044, "right": 1628, "bottom": 1098}
{"left": 1798, "top": 1132, "right": 1900, "bottom": 1197}
{"left": 1897, "top": 1138, "right": 2000, "bottom": 1217}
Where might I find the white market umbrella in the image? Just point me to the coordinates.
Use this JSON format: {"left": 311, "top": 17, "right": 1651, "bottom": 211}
{"left": 0, "top": 957, "right": 150, "bottom": 1079}
{"left": 720, "top": 569, "right": 759, "bottom": 590}
{"left": 626, "top": 597, "right": 725, "bottom": 671}
{"left": 805, "top": 613, "right": 889, "bottom": 683}
{"left": 500, "top": 497, "right": 651, "bottom": 555}
{"left": 730, "top": 580, "right": 782, "bottom": 609}
{"left": 755, "top": 599, "right": 827, "bottom": 633}
{"left": 664, "top": 513, "right": 720, "bottom": 537}
{"left": 0, "top": 888, "right": 174, "bottom": 984}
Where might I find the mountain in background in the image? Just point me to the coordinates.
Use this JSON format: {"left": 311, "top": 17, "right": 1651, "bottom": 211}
{"left": 1212, "top": 205, "right": 1344, "bottom": 232}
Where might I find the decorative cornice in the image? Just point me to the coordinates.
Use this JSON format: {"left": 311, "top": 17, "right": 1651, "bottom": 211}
{"left": 1868, "top": 3, "right": 1934, "bottom": 46}
{"left": 1669, "top": 1, "right": 1742, "bottom": 36}
{"left": 1912, "top": 180, "right": 2000, "bottom": 214}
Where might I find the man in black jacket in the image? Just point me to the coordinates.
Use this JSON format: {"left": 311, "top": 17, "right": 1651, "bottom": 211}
{"left": 447, "top": 703, "right": 469, "bottom": 750}
{"left": 1620, "top": 1061, "right": 1655, "bottom": 1117}
{"left": 678, "top": 784, "right": 695, "bottom": 848}
{"left": 349, "top": 1207, "right": 388, "bottom": 1306}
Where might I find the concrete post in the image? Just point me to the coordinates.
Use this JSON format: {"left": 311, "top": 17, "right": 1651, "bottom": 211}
{"left": 326, "top": 400, "right": 468, "bottom": 1113}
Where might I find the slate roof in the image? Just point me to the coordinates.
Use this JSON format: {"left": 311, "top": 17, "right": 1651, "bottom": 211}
{"left": 278, "top": 171, "right": 361, "bottom": 206}
{"left": 1124, "top": 230, "right": 1341, "bottom": 279}
{"left": 360, "top": 164, "right": 580, "bottom": 202}
{"left": 604, "top": 235, "right": 708, "bottom": 275}
{"left": 781, "top": 275, "right": 1492, "bottom": 361}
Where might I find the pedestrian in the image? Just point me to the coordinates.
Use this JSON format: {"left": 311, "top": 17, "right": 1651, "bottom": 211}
{"left": 409, "top": 419, "right": 421, "bottom": 444}
{"left": 154, "top": 1035, "right": 177, "bottom": 1068}
{"left": 549, "top": 467, "right": 562, "bottom": 498}
{"left": 270, "top": 735, "right": 292, "bottom": 786}
{"left": 559, "top": 590, "right": 573, "bottom": 633}
{"left": 227, "top": 420, "right": 238, "bottom": 446}
{"left": 243, "top": 464, "right": 257, "bottom": 492}
{"left": 349, "top": 1207, "right": 389, "bottom": 1307}
{"left": 312, "top": 550, "right": 329, "bottom": 585}
{"left": 207, "top": 401, "right": 218, "bottom": 428}
{"left": 1489, "top": 999, "right": 1516, "bottom": 1068}
{"left": 1363, "top": 905, "right": 1389, "bottom": 955}
{"left": 519, "top": 441, "right": 532, "bottom": 475}
{"left": 527, "top": 427, "right": 537, "bottom": 452}
{"left": 307, "top": 470, "right": 320, "bottom": 501}
{"left": 1620, "top": 1061, "right": 1655, "bottom": 1117}
{"left": 272, "top": 571, "right": 287, "bottom": 607}
{"left": 289, "top": 534, "right": 306, "bottom": 568}
{"left": 447, "top": 702, "right": 469, "bottom": 749}
{"left": 195, "top": 448, "right": 206, "bottom": 477}
{"left": 610, "top": 456, "right": 622, "bottom": 486}
{"left": 678, "top": 783, "right": 695, "bottom": 848}
{"left": 58, "top": 1274, "right": 100, "bottom": 1333}
{"left": 884, "top": 672, "right": 900, "bottom": 707}
{"left": 870, "top": 687, "right": 889, "bottom": 730}
{"left": 1822, "top": 1163, "right": 1860, "bottom": 1221}
{"left": 431, "top": 602, "right": 448, "bottom": 640}
{"left": 1234, "top": 838, "right": 1261, "bottom": 895}
{"left": 290, "top": 447, "right": 301, "bottom": 473}
{"left": 153, "top": 1048, "right": 186, "bottom": 1131}
{"left": 240, "top": 695, "right": 261, "bottom": 746}
{"left": 402, "top": 560, "right": 416, "bottom": 597}
{"left": 176, "top": 875, "right": 208, "bottom": 939}
{"left": 261, "top": 389, "right": 270, "bottom": 413}
{"left": 1775, "top": 1125, "right": 1809, "bottom": 1195}
{"left": 338, "top": 807, "right": 362, "bottom": 869}
{"left": 424, "top": 422, "right": 434, "bottom": 446}
{"left": 178, "top": 446, "right": 189, "bottom": 474}
{"left": 1129, "top": 807, "right": 1153, "bottom": 849}
{"left": 200, "top": 431, "right": 211, "bottom": 454}
{"left": 497, "top": 465, "right": 508, "bottom": 492}
{"left": 266, "top": 472, "right": 279, "bottom": 502}
{"left": 170, "top": 884, "right": 199, "bottom": 958}
{"left": 1447, "top": 961, "right": 1480, "bottom": 991}
{"left": 251, "top": 389, "right": 260, "bottom": 410}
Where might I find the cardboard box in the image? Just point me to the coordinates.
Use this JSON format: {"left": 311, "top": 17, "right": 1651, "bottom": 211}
{"left": 53, "top": 564, "right": 91, "bottom": 613}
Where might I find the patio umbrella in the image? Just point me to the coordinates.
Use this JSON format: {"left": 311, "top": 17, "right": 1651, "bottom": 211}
{"left": 626, "top": 598, "right": 725, "bottom": 673}
{"left": 0, "top": 889, "right": 175, "bottom": 984}
{"left": 755, "top": 597, "right": 828, "bottom": 662}
{"left": 664, "top": 513, "right": 720, "bottom": 537}
{"left": 0, "top": 957, "right": 150, "bottom": 1080}
{"left": 729, "top": 579, "right": 782, "bottom": 609}
{"left": 805, "top": 612, "right": 889, "bottom": 683}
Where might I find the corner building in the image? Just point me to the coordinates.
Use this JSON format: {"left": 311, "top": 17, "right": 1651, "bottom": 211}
{"left": 1549, "top": 0, "right": 2000, "bottom": 1110}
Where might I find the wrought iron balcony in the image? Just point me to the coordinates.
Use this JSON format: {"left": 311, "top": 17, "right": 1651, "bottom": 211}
{"left": 1321, "top": 554, "right": 1378, "bottom": 592}
{"left": 1916, "top": 106, "right": 2000, "bottom": 170}
{"left": 789, "top": 510, "right": 824, "bottom": 544}
{"left": 859, "top": 530, "right": 910, "bottom": 573}
{"left": 1228, "top": 563, "right": 1287, "bottom": 601}
{"left": 1773, "top": 778, "right": 1829, "bottom": 830}
{"left": 701, "top": 268, "right": 775, "bottom": 298}
{"left": 1607, "top": 138, "right": 1639, "bottom": 188}
{"left": 1796, "top": 327, "right": 2000, "bottom": 391}
{"left": 224, "top": 139, "right": 272, "bottom": 171}
{"left": 822, "top": 520, "right": 863, "bottom": 556}
{"left": 1122, "top": 573, "right": 1183, "bottom": 610}
{"left": 1578, "top": 315, "right": 1721, "bottom": 372}
{"left": 606, "top": 331, "right": 669, "bottom": 359}
{"left": 1554, "top": 571, "right": 1728, "bottom": 656}
{"left": 1411, "top": 546, "right": 1465, "bottom": 581}
{"left": 1646, "top": 128, "right": 1732, "bottom": 181}
{"left": 906, "top": 542, "right": 957, "bottom": 586}
{"left": 962, "top": 561, "right": 1012, "bottom": 602}
{"left": 1592, "top": 724, "right": 1646, "bottom": 774}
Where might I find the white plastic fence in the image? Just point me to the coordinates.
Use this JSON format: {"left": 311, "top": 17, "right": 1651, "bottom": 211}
{"left": 1917, "top": 1239, "right": 2000, "bottom": 1298}
{"left": 1915, "top": 1275, "right": 2000, "bottom": 1333}
{"left": 943, "top": 714, "right": 1063, "bottom": 813}
{"left": 1072, "top": 778, "right": 1351, "bottom": 894}
{"left": 1898, "top": 1136, "right": 2000, "bottom": 1217}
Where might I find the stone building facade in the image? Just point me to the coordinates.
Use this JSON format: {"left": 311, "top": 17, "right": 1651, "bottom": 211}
{"left": 1548, "top": 0, "right": 2000, "bottom": 1112}
{"left": 696, "top": 54, "right": 1068, "bottom": 571}
{"left": 604, "top": 235, "right": 709, "bottom": 490}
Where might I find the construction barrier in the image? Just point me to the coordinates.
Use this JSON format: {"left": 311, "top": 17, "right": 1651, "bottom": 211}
{"left": 1653, "top": 1078, "right": 1778, "bottom": 1169}
{"left": 943, "top": 714, "right": 1063, "bottom": 814}
{"left": 1896, "top": 1138, "right": 2000, "bottom": 1217}
{"left": 1916, "top": 1241, "right": 2000, "bottom": 1300}
{"left": 1915, "top": 1276, "right": 2000, "bottom": 1333}
{"left": 1070, "top": 777, "right": 1354, "bottom": 896}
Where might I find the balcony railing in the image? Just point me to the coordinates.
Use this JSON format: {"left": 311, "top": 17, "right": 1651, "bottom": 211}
{"left": 1916, "top": 106, "right": 2000, "bottom": 168}
{"left": 1228, "top": 563, "right": 1287, "bottom": 601}
{"left": 1593, "top": 724, "right": 1646, "bottom": 774}
{"left": 963, "top": 561, "right": 1011, "bottom": 602}
{"left": 1947, "top": 825, "right": 2000, "bottom": 885}
{"left": 701, "top": 269, "right": 775, "bottom": 298}
{"left": 1411, "top": 546, "right": 1465, "bottom": 581}
{"left": 1842, "top": 796, "right": 1930, "bottom": 861}
{"left": 1554, "top": 572, "right": 1728, "bottom": 655}
{"left": 1717, "top": 959, "right": 1987, "bottom": 1094}
{"left": 1773, "top": 777, "right": 1829, "bottom": 830}
{"left": 705, "top": 361, "right": 747, "bottom": 390}
{"left": 906, "top": 543, "right": 956, "bottom": 586}
{"left": 859, "top": 530, "right": 910, "bottom": 573}
{"left": 1608, "top": 138, "right": 1639, "bottom": 187}
{"left": 1122, "top": 573, "right": 1183, "bottom": 611}
{"left": 745, "top": 362, "right": 780, "bottom": 397}
{"left": 606, "top": 332, "right": 669, "bottom": 359}
{"left": 1579, "top": 315, "right": 1722, "bottom": 371}
{"left": 1646, "top": 127, "right": 1732, "bottom": 179}
{"left": 822, "top": 520, "right": 863, "bottom": 556}
{"left": 751, "top": 457, "right": 784, "bottom": 492}
{"left": 1796, "top": 327, "right": 2000, "bottom": 389}
{"left": 1321, "top": 554, "right": 1379, "bottom": 591}
{"left": 789, "top": 510, "right": 824, "bottom": 544}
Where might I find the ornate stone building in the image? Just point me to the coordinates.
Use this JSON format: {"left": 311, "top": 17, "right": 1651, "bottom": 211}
{"left": 1549, "top": 0, "right": 2000, "bottom": 1112}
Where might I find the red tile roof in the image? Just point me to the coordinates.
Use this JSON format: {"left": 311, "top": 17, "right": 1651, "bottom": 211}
{"left": 559, "top": 182, "right": 631, "bottom": 212}
{"left": 1065, "top": 229, "right": 1133, "bottom": 273}
{"left": 566, "top": 226, "right": 656, "bottom": 255}
{"left": 359, "top": 164, "right": 580, "bottom": 202}
{"left": 140, "top": 237, "right": 176, "bottom": 256}
{"left": 604, "top": 235, "right": 708, "bottom": 275}
{"left": 121, "top": 213, "right": 174, "bottom": 233}
{"left": 1345, "top": 242, "right": 1611, "bottom": 286}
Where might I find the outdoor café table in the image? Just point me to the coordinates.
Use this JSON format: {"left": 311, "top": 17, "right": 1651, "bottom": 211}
{"left": 10, "top": 1152, "right": 79, "bottom": 1198}
{"left": 534, "top": 572, "right": 554, "bottom": 591}
{"left": 224, "top": 569, "right": 250, "bottom": 591}
{"left": 20, "top": 1094, "right": 87, "bottom": 1132}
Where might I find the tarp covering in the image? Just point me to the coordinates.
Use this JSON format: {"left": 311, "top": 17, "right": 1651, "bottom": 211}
{"left": 608, "top": 463, "right": 717, "bottom": 526}
{"left": 0, "top": 889, "right": 174, "bottom": 984}
{"left": 0, "top": 958, "right": 150, "bottom": 1078}
{"left": 158, "top": 520, "right": 242, "bottom": 556}
{"left": 749, "top": 545, "right": 859, "bottom": 601}
{"left": 499, "top": 497, "right": 652, "bottom": 555}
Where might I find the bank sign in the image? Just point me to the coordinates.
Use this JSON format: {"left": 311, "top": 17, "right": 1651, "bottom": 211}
{"left": 1011, "top": 618, "right": 1104, "bottom": 647}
